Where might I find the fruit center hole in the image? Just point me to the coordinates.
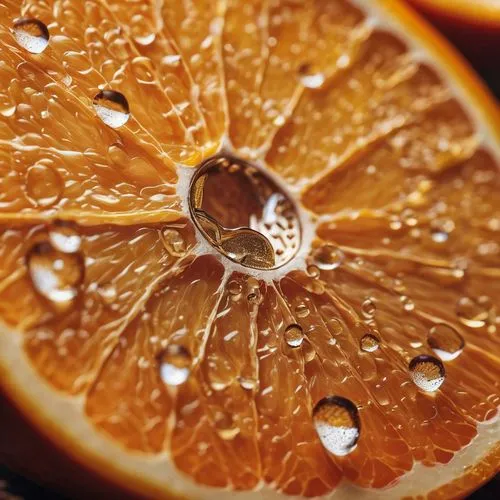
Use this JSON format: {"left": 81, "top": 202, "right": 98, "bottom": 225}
{"left": 189, "top": 155, "right": 301, "bottom": 270}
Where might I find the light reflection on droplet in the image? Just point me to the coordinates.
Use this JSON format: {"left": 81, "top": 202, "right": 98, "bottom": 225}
{"left": 93, "top": 90, "right": 130, "bottom": 128}
{"left": 409, "top": 355, "right": 445, "bottom": 392}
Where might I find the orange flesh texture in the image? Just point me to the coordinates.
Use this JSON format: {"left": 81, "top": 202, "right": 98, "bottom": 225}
{"left": 0, "top": 0, "right": 499, "bottom": 498}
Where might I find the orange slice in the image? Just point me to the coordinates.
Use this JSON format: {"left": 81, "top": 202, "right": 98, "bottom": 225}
{"left": 0, "top": 0, "right": 499, "bottom": 499}
{"left": 407, "top": 0, "right": 500, "bottom": 68}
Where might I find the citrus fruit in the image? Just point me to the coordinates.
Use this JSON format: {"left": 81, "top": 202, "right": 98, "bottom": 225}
{"left": 407, "top": 0, "right": 500, "bottom": 69}
{"left": 0, "top": 0, "right": 499, "bottom": 499}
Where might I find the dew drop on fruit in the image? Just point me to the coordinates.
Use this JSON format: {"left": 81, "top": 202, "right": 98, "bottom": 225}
{"left": 93, "top": 90, "right": 130, "bottom": 128}
{"left": 298, "top": 63, "right": 325, "bottom": 89}
{"left": 238, "top": 376, "right": 257, "bottom": 391}
{"left": 49, "top": 222, "right": 81, "bottom": 254}
{"left": 26, "top": 164, "right": 63, "bottom": 207}
{"left": 361, "top": 298, "right": 376, "bottom": 318}
{"left": 400, "top": 295, "right": 415, "bottom": 312}
{"left": 306, "top": 265, "right": 320, "bottom": 279}
{"left": 13, "top": 19, "right": 49, "bottom": 54}
{"left": 27, "top": 242, "right": 84, "bottom": 311}
{"left": 302, "top": 340, "right": 316, "bottom": 362}
{"left": 284, "top": 324, "right": 304, "bottom": 348}
{"left": 313, "top": 396, "right": 360, "bottom": 457}
{"left": 159, "top": 345, "right": 191, "bottom": 386}
{"left": 97, "top": 283, "right": 117, "bottom": 305}
{"left": 160, "top": 228, "right": 186, "bottom": 257}
{"left": 360, "top": 334, "right": 379, "bottom": 352}
{"left": 134, "top": 33, "right": 156, "bottom": 46}
{"left": 295, "top": 303, "right": 310, "bottom": 318}
{"left": 428, "top": 324, "right": 464, "bottom": 361}
{"left": 313, "top": 245, "right": 344, "bottom": 271}
{"left": 227, "top": 280, "right": 242, "bottom": 298}
{"left": 409, "top": 355, "right": 445, "bottom": 392}
{"left": 456, "top": 297, "right": 488, "bottom": 328}
{"left": 431, "top": 229, "right": 448, "bottom": 244}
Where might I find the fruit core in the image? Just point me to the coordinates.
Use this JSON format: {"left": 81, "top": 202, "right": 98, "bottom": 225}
{"left": 189, "top": 155, "right": 302, "bottom": 270}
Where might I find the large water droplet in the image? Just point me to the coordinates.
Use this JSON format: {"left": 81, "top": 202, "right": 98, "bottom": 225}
{"left": 160, "top": 228, "right": 186, "bottom": 257}
{"left": 456, "top": 297, "right": 488, "bottom": 328}
{"left": 313, "top": 245, "right": 344, "bottom": 271}
{"left": 13, "top": 19, "right": 49, "bottom": 54}
{"left": 360, "top": 334, "right": 379, "bottom": 352}
{"left": 26, "top": 164, "right": 63, "bottom": 207}
{"left": 428, "top": 324, "right": 465, "bottom": 361}
{"left": 284, "top": 324, "right": 304, "bottom": 348}
{"left": 49, "top": 221, "right": 81, "bottom": 254}
{"left": 159, "top": 345, "right": 191, "bottom": 386}
{"left": 313, "top": 396, "right": 360, "bottom": 456}
{"left": 27, "top": 242, "right": 84, "bottom": 311}
{"left": 93, "top": 90, "right": 130, "bottom": 128}
{"left": 298, "top": 63, "right": 325, "bottom": 89}
{"left": 227, "top": 280, "right": 242, "bottom": 299}
{"left": 409, "top": 355, "right": 445, "bottom": 392}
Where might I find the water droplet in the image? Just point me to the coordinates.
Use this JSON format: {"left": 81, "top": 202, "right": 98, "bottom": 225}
{"left": 295, "top": 303, "right": 310, "bottom": 318}
{"left": 160, "top": 228, "right": 186, "bottom": 257}
{"left": 238, "top": 376, "right": 257, "bottom": 391}
{"left": 313, "top": 396, "right": 360, "bottom": 456}
{"left": 97, "top": 283, "right": 117, "bottom": 305}
{"left": 284, "top": 324, "right": 304, "bottom": 348}
{"left": 246, "top": 277, "right": 262, "bottom": 305}
{"left": 360, "top": 334, "right": 379, "bottom": 352}
{"left": 134, "top": 33, "right": 156, "bottom": 46}
{"left": 228, "top": 280, "right": 242, "bottom": 298}
{"left": 313, "top": 245, "right": 344, "bottom": 271}
{"left": 409, "top": 355, "right": 445, "bottom": 392}
{"left": 298, "top": 63, "right": 325, "bottom": 89}
{"left": 214, "top": 412, "right": 240, "bottom": 440}
{"left": 302, "top": 340, "right": 316, "bottom": 362}
{"left": 428, "top": 324, "right": 464, "bottom": 361}
{"left": 306, "top": 265, "right": 320, "bottom": 279}
{"left": 27, "top": 242, "right": 84, "bottom": 311}
{"left": 431, "top": 229, "right": 448, "bottom": 244}
{"left": 93, "top": 90, "right": 130, "bottom": 128}
{"left": 26, "top": 164, "right": 63, "bottom": 207}
{"left": 400, "top": 295, "right": 415, "bottom": 312}
{"left": 159, "top": 345, "right": 191, "bottom": 386}
{"left": 327, "top": 317, "right": 344, "bottom": 335}
{"left": 49, "top": 222, "right": 81, "bottom": 254}
{"left": 456, "top": 297, "right": 488, "bottom": 328}
{"left": 13, "top": 18, "right": 49, "bottom": 54}
{"left": 361, "top": 298, "right": 376, "bottom": 318}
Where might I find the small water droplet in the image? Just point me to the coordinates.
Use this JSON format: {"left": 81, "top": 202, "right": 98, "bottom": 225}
{"left": 13, "top": 18, "right": 49, "bottom": 54}
{"left": 49, "top": 222, "right": 81, "bottom": 254}
{"left": 360, "top": 334, "right": 379, "bottom": 352}
{"left": 428, "top": 324, "right": 464, "bottom": 361}
{"left": 160, "top": 228, "right": 186, "bottom": 257}
{"left": 134, "top": 33, "right": 156, "bottom": 46}
{"left": 302, "top": 340, "right": 316, "bottom": 362}
{"left": 327, "top": 317, "right": 344, "bottom": 335}
{"left": 246, "top": 277, "right": 262, "bottom": 305}
{"left": 298, "top": 63, "right": 325, "bottom": 89}
{"left": 313, "top": 396, "right": 360, "bottom": 456}
{"left": 306, "top": 265, "right": 320, "bottom": 279}
{"left": 431, "top": 229, "right": 449, "bottom": 244}
{"left": 97, "top": 283, "right": 117, "bottom": 305}
{"left": 456, "top": 297, "right": 488, "bottom": 328}
{"left": 361, "top": 298, "right": 376, "bottom": 318}
{"left": 409, "top": 355, "right": 445, "bottom": 392}
{"left": 295, "top": 303, "right": 310, "bottom": 318}
{"left": 93, "top": 90, "right": 130, "bottom": 128}
{"left": 238, "top": 376, "right": 257, "bottom": 391}
{"left": 26, "top": 164, "right": 63, "bottom": 207}
{"left": 27, "top": 242, "right": 84, "bottom": 311}
{"left": 400, "top": 295, "right": 415, "bottom": 312}
{"left": 159, "top": 345, "right": 191, "bottom": 386}
{"left": 228, "top": 280, "right": 242, "bottom": 298}
{"left": 284, "top": 324, "right": 304, "bottom": 348}
{"left": 313, "top": 245, "right": 344, "bottom": 271}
